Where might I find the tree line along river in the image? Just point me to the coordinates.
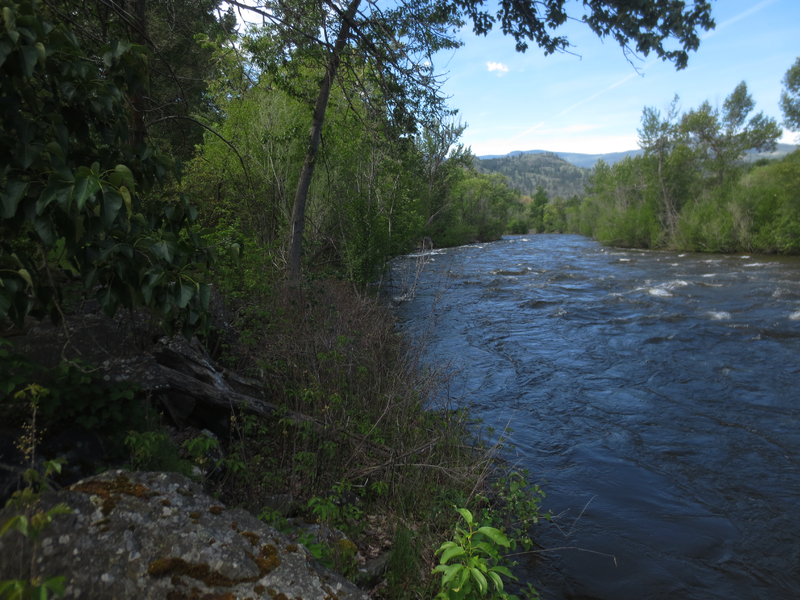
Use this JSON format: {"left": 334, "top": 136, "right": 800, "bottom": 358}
{"left": 392, "top": 234, "right": 800, "bottom": 600}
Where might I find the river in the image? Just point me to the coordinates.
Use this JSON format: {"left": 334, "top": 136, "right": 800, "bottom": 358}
{"left": 390, "top": 234, "right": 800, "bottom": 600}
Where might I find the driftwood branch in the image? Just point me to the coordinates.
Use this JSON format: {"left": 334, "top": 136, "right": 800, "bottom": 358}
{"left": 155, "top": 352, "right": 390, "bottom": 458}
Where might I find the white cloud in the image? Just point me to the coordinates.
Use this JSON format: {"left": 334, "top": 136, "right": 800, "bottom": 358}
{"left": 487, "top": 62, "right": 509, "bottom": 74}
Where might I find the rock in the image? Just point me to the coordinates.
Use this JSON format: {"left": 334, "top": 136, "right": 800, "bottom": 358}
{"left": 353, "top": 552, "right": 392, "bottom": 590}
{"left": 0, "top": 470, "right": 369, "bottom": 600}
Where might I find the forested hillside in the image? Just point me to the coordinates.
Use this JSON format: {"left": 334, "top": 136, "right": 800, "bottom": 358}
{"left": 473, "top": 152, "right": 591, "bottom": 199}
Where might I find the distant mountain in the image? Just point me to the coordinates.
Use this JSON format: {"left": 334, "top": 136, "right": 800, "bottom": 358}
{"left": 476, "top": 148, "right": 641, "bottom": 169}
{"left": 478, "top": 143, "right": 797, "bottom": 170}
{"left": 742, "top": 142, "right": 797, "bottom": 162}
{"left": 473, "top": 152, "right": 591, "bottom": 199}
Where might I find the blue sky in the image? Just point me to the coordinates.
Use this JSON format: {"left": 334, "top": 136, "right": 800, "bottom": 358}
{"left": 432, "top": 0, "right": 799, "bottom": 157}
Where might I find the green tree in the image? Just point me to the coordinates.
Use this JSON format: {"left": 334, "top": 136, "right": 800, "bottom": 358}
{"left": 42, "top": 0, "right": 236, "bottom": 161}
{"left": 780, "top": 57, "right": 800, "bottom": 135}
{"left": 681, "top": 81, "right": 782, "bottom": 185}
{"left": 529, "top": 185, "right": 548, "bottom": 232}
{"left": 419, "top": 120, "right": 472, "bottom": 229}
{"left": 585, "top": 157, "right": 660, "bottom": 247}
{"left": 233, "top": 0, "right": 715, "bottom": 278}
{"left": 0, "top": 0, "right": 215, "bottom": 336}
{"left": 637, "top": 96, "right": 698, "bottom": 239}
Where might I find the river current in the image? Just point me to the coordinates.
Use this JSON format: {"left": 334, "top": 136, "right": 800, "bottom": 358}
{"left": 390, "top": 234, "right": 800, "bottom": 600}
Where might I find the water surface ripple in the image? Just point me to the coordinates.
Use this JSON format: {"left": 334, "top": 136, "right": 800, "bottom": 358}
{"left": 392, "top": 234, "right": 800, "bottom": 600}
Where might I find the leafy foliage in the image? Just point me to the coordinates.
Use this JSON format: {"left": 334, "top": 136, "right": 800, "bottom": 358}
{"left": 681, "top": 81, "right": 781, "bottom": 185}
{"left": 434, "top": 508, "right": 517, "bottom": 600}
{"left": 0, "top": 0, "right": 214, "bottom": 337}
{"left": 569, "top": 80, "right": 797, "bottom": 253}
{"left": 1, "top": 386, "right": 71, "bottom": 600}
{"left": 0, "top": 340, "right": 142, "bottom": 434}
{"left": 781, "top": 57, "right": 800, "bottom": 135}
{"left": 0, "top": 457, "right": 71, "bottom": 600}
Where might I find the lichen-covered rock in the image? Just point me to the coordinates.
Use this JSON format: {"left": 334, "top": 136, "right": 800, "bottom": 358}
{"left": 0, "top": 471, "right": 368, "bottom": 600}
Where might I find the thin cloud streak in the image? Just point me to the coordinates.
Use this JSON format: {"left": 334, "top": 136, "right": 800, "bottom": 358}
{"left": 701, "top": 0, "right": 780, "bottom": 39}
{"left": 507, "top": 59, "right": 654, "bottom": 145}
{"left": 510, "top": 122, "right": 544, "bottom": 141}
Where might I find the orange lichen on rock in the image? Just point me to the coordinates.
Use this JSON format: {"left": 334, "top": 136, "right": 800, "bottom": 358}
{"left": 240, "top": 531, "right": 260, "bottom": 546}
{"left": 71, "top": 474, "right": 159, "bottom": 515}
{"left": 148, "top": 544, "right": 281, "bottom": 590}
{"left": 253, "top": 544, "right": 281, "bottom": 574}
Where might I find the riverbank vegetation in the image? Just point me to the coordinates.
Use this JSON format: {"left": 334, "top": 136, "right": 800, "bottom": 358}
{"left": 536, "top": 68, "right": 800, "bottom": 253}
{"left": 1, "top": 0, "right": 719, "bottom": 595}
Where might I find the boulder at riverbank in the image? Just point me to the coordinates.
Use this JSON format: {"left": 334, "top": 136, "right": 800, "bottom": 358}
{"left": 0, "top": 470, "right": 368, "bottom": 600}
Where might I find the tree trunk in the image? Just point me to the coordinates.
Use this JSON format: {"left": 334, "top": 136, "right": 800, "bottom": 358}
{"left": 287, "top": 0, "right": 361, "bottom": 280}
{"left": 657, "top": 144, "right": 678, "bottom": 239}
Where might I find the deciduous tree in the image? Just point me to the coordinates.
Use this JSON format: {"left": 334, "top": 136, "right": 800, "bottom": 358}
{"left": 637, "top": 95, "right": 695, "bottom": 237}
{"left": 0, "top": 0, "right": 216, "bottom": 336}
{"left": 681, "top": 81, "right": 781, "bottom": 185}
{"left": 780, "top": 57, "right": 800, "bottom": 135}
{"left": 232, "top": 0, "right": 715, "bottom": 278}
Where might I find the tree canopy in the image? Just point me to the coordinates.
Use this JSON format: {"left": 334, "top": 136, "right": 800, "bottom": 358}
{"left": 225, "top": 0, "right": 715, "bottom": 277}
{"left": 781, "top": 57, "right": 800, "bottom": 134}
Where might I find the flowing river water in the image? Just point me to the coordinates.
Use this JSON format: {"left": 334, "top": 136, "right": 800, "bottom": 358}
{"left": 390, "top": 234, "right": 800, "bottom": 600}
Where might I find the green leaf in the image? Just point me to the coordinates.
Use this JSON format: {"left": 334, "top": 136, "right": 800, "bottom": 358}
{"left": 0, "top": 39, "right": 11, "bottom": 69}
{"left": 120, "top": 186, "right": 132, "bottom": 217}
{"left": 198, "top": 283, "right": 210, "bottom": 312}
{"left": 20, "top": 44, "right": 37, "bottom": 76}
{"left": 436, "top": 563, "right": 463, "bottom": 585}
{"left": 150, "top": 241, "right": 171, "bottom": 263}
{"left": 227, "top": 242, "right": 241, "bottom": 267}
{"left": 1, "top": 180, "right": 29, "bottom": 218}
{"left": 47, "top": 503, "right": 72, "bottom": 516}
{"left": 45, "top": 141, "right": 65, "bottom": 162}
{"left": 472, "top": 541, "right": 497, "bottom": 557}
{"left": 439, "top": 545, "right": 465, "bottom": 565}
{"left": 19, "top": 141, "right": 45, "bottom": 169}
{"left": 101, "top": 189, "right": 123, "bottom": 229}
{"left": 469, "top": 567, "right": 488, "bottom": 595}
{"left": 0, "top": 580, "right": 27, "bottom": 597}
{"left": 97, "top": 287, "right": 119, "bottom": 317}
{"left": 111, "top": 39, "right": 131, "bottom": 58}
{"left": 476, "top": 526, "right": 510, "bottom": 547}
{"left": 1, "top": 514, "right": 29, "bottom": 537}
{"left": 456, "top": 566, "right": 470, "bottom": 591}
{"left": 0, "top": 289, "right": 12, "bottom": 319}
{"left": 487, "top": 570, "right": 504, "bottom": 592}
{"left": 489, "top": 565, "right": 516, "bottom": 579}
{"left": 17, "top": 268, "right": 33, "bottom": 288}
{"left": 42, "top": 576, "right": 67, "bottom": 596}
{"left": 72, "top": 173, "right": 100, "bottom": 212}
{"left": 114, "top": 164, "right": 135, "bottom": 191}
{"left": 34, "top": 41, "right": 46, "bottom": 66}
{"left": 177, "top": 283, "right": 194, "bottom": 309}
{"left": 35, "top": 214, "right": 55, "bottom": 246}
{"left": 456, "top": 508, "right": 473, "bottom": 525}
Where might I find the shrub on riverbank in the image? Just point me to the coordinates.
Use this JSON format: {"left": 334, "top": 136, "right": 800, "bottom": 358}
{"left": 175, "top": 246, "right": 549, "bottom": 596}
